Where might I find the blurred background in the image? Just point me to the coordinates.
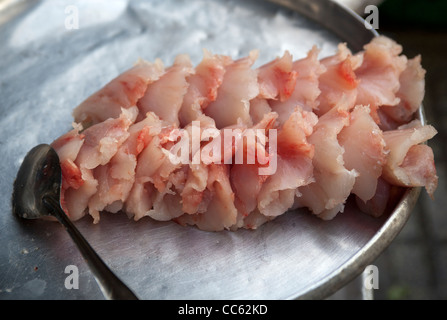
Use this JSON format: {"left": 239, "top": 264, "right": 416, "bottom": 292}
{"left": 330, "top": 0, "right": 447, "bottom": 300}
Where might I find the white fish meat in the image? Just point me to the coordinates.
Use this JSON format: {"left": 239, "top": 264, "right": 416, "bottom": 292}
{"left": 50, "top": 36, "right": 438, "bottom": 231}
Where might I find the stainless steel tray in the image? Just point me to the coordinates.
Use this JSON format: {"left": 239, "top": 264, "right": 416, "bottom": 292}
{"left": 0, "top": 0, "right": 422, "bottom": 299}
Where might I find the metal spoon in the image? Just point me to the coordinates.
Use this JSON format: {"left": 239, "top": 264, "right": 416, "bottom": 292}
{"left": 12, "top": 144, "right": 139, "bottom": 300}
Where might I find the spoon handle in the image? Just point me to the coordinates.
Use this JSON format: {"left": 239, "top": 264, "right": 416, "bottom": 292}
{"left": 43, "top": 196, "right": 139, "bottom": 300}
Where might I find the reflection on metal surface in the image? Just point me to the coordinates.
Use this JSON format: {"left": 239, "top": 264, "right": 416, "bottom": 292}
{"left": 0, "top": 0, "right": 36, "bottom": 25}
{"left": 268, "top": 0, "right": 379, "bottom": 51}
{"left": 0, "top": 0, "right": 421, "bottom": 300}
{"left": 333, "top": 0, "right": 384, "bottom": 15}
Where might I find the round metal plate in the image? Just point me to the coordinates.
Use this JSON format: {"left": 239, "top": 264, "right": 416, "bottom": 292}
{"left": 0, "top": 0, "right": 422, "bottom": 299}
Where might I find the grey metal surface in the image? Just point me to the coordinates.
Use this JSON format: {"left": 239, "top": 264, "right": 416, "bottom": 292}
{"left": 0, "top": 0, "right": 420, "bottom": 300}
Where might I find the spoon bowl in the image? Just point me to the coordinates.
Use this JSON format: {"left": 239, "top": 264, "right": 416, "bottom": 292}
{"left": 12, "top": 144, "right": 139, "bottom": 300}
{"left": 12, "top": 144, "right": 61, "bottom": 220}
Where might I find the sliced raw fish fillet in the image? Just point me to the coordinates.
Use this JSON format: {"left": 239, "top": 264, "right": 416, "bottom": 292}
{"left": 339, "top": 105, "right": 387, "bottom": 202}
{"left": 297, "top": 97, "right": 358, "bottom": 219}
{"left": 137, "top": 54, "right": 194, "bottom": 126}
{"left": 382, "top": 120, "right": 438, "bottom": 197}
{"left": 231, "top": 112, "right": 279, "bottom": 217}
{"left": 232, "top": 209, "right": 274, "bottom": 230}
{"left": 175, "top": 164, "right": 238, "bottom": 231}
{"left": 178, "top": 50, "right": 232, "bottom": 126}
{"left": 355, "top": 36, "right": 407, "bottom": 122}
{"left": 51, "top": 123, "right": 85, "bottom": 191}
{"left": 204, "top": 51, "right": 259, "bottom": 129}
{"left": 48, "top": 36, "right": 438, "bottom": 231}
{"left": 257, "top": 50, "right": 298, "bottom": 101}
{"left": 317, "top": 43, "right": 362, "bottom": 116}
{"left": 87, "top": 112, "right": 161, "bottom": 221}
{"left": 126, "top": 124, "right": 184, "bottom": 220}
{"left": 355, "top": 177, "right": 391, "bottom": 217}
{"left": 54, "top": 107, "right": 138, "bottom": 221}
{"left": 75, "top": 107, "right": 138, "bottom": 171}
{"left": 381, "top": 56, "right": 426, "bottom": 124}
{"left": 232, "top": 163, "right": 267, "bottom": 217}
{"left": 73, "top": 59, "right": 165, "bottom": 126}
{"left": 63, "top": 167, "right": 98, "bottom": 221}
{"left": 181, "top": 163, "right": 209, "bottom": 214}
{"left": 258, "top": 156, "right": 313, "bottom": 217}
{"left": 258, "top": 109, "right": 317, "bottom": 217}
{"left": 249, "top": 97, "right": 273, "bottom": 125}
{"left": 270, "top": 46, "right": 325, "bottom": 124}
